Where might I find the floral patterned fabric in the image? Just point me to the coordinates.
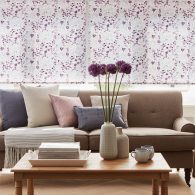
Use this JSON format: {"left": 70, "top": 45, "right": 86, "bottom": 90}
{"left": 0, "top": 0, "right": 194, "bottom": 84}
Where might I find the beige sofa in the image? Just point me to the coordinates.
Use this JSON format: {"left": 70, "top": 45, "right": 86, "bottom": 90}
{"left": 0, "top": 90, "right": 195, "bottom": 186}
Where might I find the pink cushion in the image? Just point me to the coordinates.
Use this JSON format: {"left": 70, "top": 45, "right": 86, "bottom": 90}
{"left": 49, "top": 94, "right": 83, "bottom": 127}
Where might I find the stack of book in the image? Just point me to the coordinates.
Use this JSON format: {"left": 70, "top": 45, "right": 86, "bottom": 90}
{"left": 38, "top": 142, "right": 80, "bottom": 159}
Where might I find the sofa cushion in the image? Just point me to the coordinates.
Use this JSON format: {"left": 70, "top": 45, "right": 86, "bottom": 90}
{"left": 74, "top": 105, "right": 127, "bottom": 131}
{"left": 50, "top": 95, "right": 83, "bottom": 127}
{"left": 21, "top": 85, "right": 59, "bottom": 127}
{"left": 74, "top": 129, "right": 89, "bottom": 150}
{"left": 0, "top": 116, "right": 2, "bottom": 132}
{"left": 0, "top": 90, "right": 27, "bottom": 130}
{"left": 89, "top": 128, "right": 195, "bottom": 152}
{"left": 0, "top": 131, "right": 4, "bottom": 151}
{"left": 90, "top": 95, "right": 129, "bottom": 125}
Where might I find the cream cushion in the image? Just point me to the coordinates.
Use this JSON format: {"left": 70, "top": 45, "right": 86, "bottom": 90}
{"left": 90, "top": 95, "right": 129, "bottom": 124}
{"left": 21, "top": 85, "right": 59, "bottom": 127}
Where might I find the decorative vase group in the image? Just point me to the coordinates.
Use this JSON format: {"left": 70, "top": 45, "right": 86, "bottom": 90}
{"left": 100, "top": 123, "right": 129, "bottom": 160}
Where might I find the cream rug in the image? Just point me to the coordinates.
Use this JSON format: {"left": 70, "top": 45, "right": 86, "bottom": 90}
{"left": 0, "top": 172, "right": 194, "bottom": 195}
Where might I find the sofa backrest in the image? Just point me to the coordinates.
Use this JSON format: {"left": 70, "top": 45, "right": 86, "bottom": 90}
{"left": 73, "top": 90, "right": 183, "bottom": 129}
{"left": 0, "top": 89, "right": 183, "bottom": 130}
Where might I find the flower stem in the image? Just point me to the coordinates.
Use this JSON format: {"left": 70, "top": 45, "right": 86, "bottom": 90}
{"left": 105, "top": 73, "right": 108, "bottom": 122}
{"left": 110, "top": 70, "right": 118, "bottom": 120}
{"left": 108, "top": 73, "right": 111, "bottom": 121}
{"left": 98, "top": 75, "right": 105, "bottom": 120}
{"left": 111, "top": 73, "right": 124, "bottom": 120}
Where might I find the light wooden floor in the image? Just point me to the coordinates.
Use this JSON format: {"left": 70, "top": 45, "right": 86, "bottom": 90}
{"left": 178, "top": 169, "right": 195, "bottom": 194}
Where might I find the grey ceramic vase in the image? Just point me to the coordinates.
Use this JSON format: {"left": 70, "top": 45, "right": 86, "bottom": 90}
{"left": 100, "top": 122, "right": 118, "bottom": 160}
{"left": 116, "top": 127, "right": 129, "bottom": 158}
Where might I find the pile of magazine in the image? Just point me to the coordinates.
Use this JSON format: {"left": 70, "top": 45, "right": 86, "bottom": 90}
{"left": 38, "top": 142, "right": 80, "bottom": 159}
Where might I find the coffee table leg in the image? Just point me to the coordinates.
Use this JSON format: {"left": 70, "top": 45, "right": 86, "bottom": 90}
{"left": 15, "top": 180, "right": 22, "bottom": 195}
{"left": 161, "top": 180, "right": 168, "bottom": 195}
{"left": 152, "top": 179, "right": 159, "bottom": 195}
{"left": 27, "top": 179, "right": 34, "bottom": 195}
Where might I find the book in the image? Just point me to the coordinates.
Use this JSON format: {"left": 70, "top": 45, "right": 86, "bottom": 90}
{"left": 39, "top": 142, "right": 80, "bottom": 150}
{"left": 38, "top": 152, "right": 80, "bottom": 159}
{"left": 39, "top": 142, "right": 80, "bottom": 151}
{"left": 38, "top": 142, "right": 80, "bottom": 159}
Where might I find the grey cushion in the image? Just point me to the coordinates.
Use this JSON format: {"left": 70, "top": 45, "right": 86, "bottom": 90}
{"left": 74, "top": 105, "right": 127, "bottom": 131}
{"left": 0, "top": 90, "right": 27, "bottom": 130}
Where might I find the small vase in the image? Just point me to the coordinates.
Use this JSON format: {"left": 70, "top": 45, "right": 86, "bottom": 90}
{"left": 116, "top": 127, "right": 129, "bottom": 158}
{"left": 100, "top": 122, "right": 118, "bottom": 160}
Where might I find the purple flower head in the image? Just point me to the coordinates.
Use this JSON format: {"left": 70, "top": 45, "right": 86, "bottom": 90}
{"left": 116, "top": 60, "right": 126, "bottom": 73}
{"left": 88, "top": 64, "right": 100, "bottom": 77}
{"left": 107, "top": 63, "right": 117, "bottom": 74}
{"left": 99, "top": 64, "right": 107, "bottom": 75}
{"left": 119, "top": 63, "right": 132, "bottom": 74}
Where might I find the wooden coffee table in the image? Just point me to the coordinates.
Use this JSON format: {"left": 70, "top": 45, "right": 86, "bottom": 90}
{"left": 11, "top": 153, "right": 171, "bottom": 195}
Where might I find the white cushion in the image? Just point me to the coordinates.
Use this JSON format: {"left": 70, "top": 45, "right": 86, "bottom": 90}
{"left": 21, "top": 85, "right": 59, "bottom": 127}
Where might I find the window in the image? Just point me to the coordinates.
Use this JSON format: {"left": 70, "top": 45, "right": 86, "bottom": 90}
{"left": 0, "top": 0, "right": 194, "bottom": 84}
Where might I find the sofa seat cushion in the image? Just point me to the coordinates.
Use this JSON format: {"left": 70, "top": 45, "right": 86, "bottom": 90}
{"left": 74, "top": 129, "right": 89, "bottom": 150}
{"left": 89, "top": 128, "right": 195, "bottom": 152}
{"left": 0, "top": 128, "right": 89, "bottom": 151}
{"left": 0, "top": 132, "right": 4, "bottom": 151}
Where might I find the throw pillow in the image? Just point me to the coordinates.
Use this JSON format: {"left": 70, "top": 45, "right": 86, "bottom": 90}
{"left": 21, "top": 84, "right": 59, "bottom": 127}
{"left": 0, "top": 90, "right": 27, "bottom": 130}
{"left": 90, "top": 95, "right": 129, "bottom": 125}
{"left": 50, "top": 94, "right": 83, "bottom": 127}
{"left": 74, "top": 105, "right": 127, "bottom": 131}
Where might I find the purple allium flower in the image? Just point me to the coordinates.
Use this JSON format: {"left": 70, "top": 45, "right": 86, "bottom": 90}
{"left": 116, "top": 60, "right": 126, "bottom": 73}
{"left": 107, "top": 64, "right": 117, "bottom": 74}
{"left": 88, "top": 64, "right": 100, "bottom": 77}
{"left": 99, "top": 64, "right": 107, "bottom": 75}
{"left": 119, "top": 63, "right": 132, "bottom": 74}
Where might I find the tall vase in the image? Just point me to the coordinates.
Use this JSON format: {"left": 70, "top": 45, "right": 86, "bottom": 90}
{"left": 116, "top": 127, "right": 129, "bottom": 158}
{"left": 100, "top": 122, "right": 118, "bottom": 160}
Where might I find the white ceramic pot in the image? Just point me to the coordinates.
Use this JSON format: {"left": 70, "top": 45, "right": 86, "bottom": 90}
{"left": 116, "top": 127, "right": 129, "bottom": 158}
{"left": 100, "top": 122, "right": 118, "bottom": 160}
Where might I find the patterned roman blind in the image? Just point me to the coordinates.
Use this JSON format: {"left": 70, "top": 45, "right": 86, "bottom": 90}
{"left": 0, "top": 0, "right": 194, "bottom": 84}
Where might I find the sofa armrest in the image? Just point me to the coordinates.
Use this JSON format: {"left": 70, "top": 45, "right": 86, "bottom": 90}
{"left": 173, "top": 117, "right": 195, "bottom": 133}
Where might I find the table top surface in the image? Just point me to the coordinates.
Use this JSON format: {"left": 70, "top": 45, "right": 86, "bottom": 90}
{"left": 11, "top": 153, "right": 171, "bottom": 173}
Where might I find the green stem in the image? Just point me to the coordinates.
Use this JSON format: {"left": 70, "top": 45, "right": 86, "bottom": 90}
{"left": 110, "top": 70, "right": 118, "bottom": 120}
{"left": 111, "top": 73, "right": 124, "bottom": 120}
{"left": 98, "top": 75, "right": 105, "bottom": 120}
{"left": 104, "top": 74, "right": 108, "bottom": 122}
{"left": 108, "top": 73, "right": 110, "bottom": 122}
